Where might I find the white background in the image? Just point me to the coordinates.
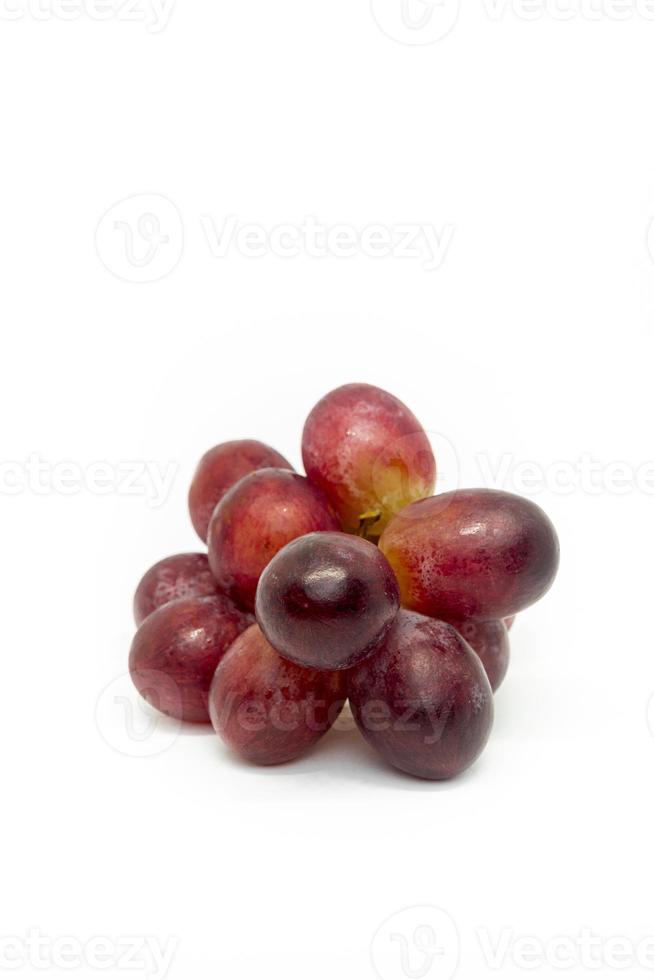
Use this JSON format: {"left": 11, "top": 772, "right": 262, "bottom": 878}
{"left": 2, "top": 2, "right": 654, "bottom": 979}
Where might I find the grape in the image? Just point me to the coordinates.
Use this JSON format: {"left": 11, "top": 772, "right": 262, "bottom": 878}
{"left": 209, "top": 624, "right": 347, "bottom": 765}
{"left": 301, "top": 383, "right": 435, "bottom": 537}
{"left": 255, "top": 531, "right": 400, "bottom": 671}
{"left": 379, "top": 489, "right": 559, "bottom": 621}
{"left": 129, "top": 596, "right": 254, "bottom": 723}
{"left": 452, "top": 619, "right": 510, "bottom": 693}
{"left": 188, "top": 440, "right": 292, "bottom": 542}
{"left": 133, "top": 552, "right": 221, "bottom": 626}
{"left": 347, "top": 610, "right": 494, "bottom": 780}
{"left": 208, "top": 468, "right": 340, "bottom": 610}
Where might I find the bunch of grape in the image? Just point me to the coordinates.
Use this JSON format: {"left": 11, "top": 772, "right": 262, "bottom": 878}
{"left": 129, "top": 383, "right": 559, "bottom": 780}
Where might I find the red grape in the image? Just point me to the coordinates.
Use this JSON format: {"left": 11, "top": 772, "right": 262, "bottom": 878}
{"left": 133, "top": 552, "right": 221, "bottom": 626}
{"left": 347, "top": 610, "right": 494, "bottom": 780}
{"left": 188, "top": 440, "right": 292, "bottom": 542}
{"left": 302, "top": 383, "right": 435, "bottom": 537}
{"left": 208, "top": 468, "right": 340, "bottom": 610}
{"left": 255, "top": 531, "right": 400, "bottom": 671}
{"left": 380, "top": 489, "right": 559, "bottom": 621}
{"left": 129, "top": 595, "right": 254, "bottom": 723}
{"left": 452, "top": 619, "right": 510, "bottom": 692}
{"left": 209, "top": 624, "right": 347, "bottom": 765}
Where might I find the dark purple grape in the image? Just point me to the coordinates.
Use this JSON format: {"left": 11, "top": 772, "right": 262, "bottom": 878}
{"left": 452, "top": 619, "right": 510, "bottom": 693}
{"left": 347, "top": 610, "right": 494, "bottom": 780}
{"left": 255, "top": 532, "right": 400, "bottom": 671}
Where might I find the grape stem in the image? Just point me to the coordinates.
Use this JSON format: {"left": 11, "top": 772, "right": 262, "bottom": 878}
{"left": 357, "top": 510, "right": 381, "bottom": 543}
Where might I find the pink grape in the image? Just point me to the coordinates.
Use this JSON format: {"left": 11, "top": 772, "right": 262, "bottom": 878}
{"left": 188, "top": 440, "right": 292, "bottom": 542}
{"left": 209, "top": 624, "right": 347, "bottom": 765}
{"left": 380, "top": 489, "right": 559, "bottom": 621}
{"left": 208, "top": 468, "right": 340, "bottom": 611}
{"left": 129, "top": 596, "right": 254, "bottom": 723}
{"left": 133, "top": 552, "right": 221, "bottom": 626}
{"left": 302, "top": 383, "right": 435, "bottom": 537}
